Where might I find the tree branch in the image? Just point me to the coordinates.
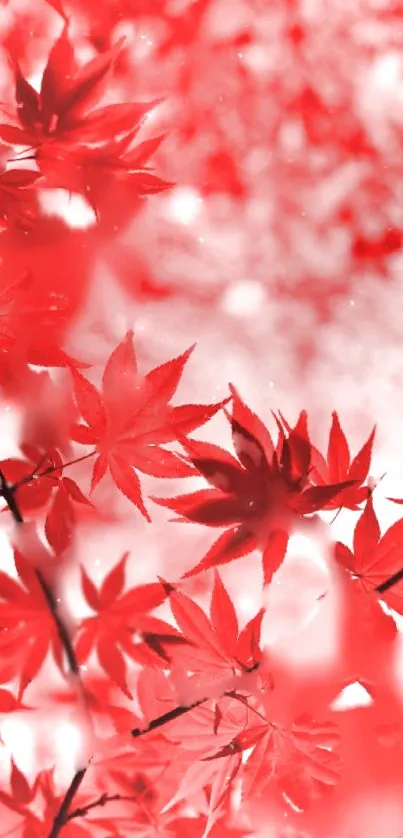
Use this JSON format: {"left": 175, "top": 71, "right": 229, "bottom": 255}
{"left": 0, "top": 470, "right": 23, "bottom": 523}
{"left": 12, "top": 449, "right": 97, "bottom": 491}
{"left": 35, "top": 570, "right": 81, "bottom": 677}
{"left": 48, "top": 770, "right": 87, "bottom": 838}
{"left": 131, "top": 697, "right": 206, "bottom": 738}
{"left": 131, "top": 662, "right": 260, "bottom": 739}
{"left": 66, "top": 792, "right": 138, "bottom": 821}
{"left": 0, "top": 469, "right": 91, "bottom": 837}
{"left": 376, "top": 568, "right": 403, "bottom": 593}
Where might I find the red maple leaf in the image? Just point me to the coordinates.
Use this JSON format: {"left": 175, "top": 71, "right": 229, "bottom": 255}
{"left": 161, "top": 572, "right": 263, "bottom": 703}
{"left": 0, "top": 549, "right": 63, "bottom": 695}
{"left": 335, "top": 494, "right": 403, "bottom": 613}
{"left": 0, "top": 765, "right": 102, "bottom": 836}
{"left": 69, "top": 330, "right": 226, "bottom": 518}
{"left": 1, "top": 445, "right": 89, "bottom": 513}
{"left": 241, "top": 714, "right": 342, "bottom": 811}
{"left": 0, "top": 27, "right": 145, "bottom": 149}
{"left": 152, "top": 388, "right": 354, "bottom": 583}
{"left": 39, "top": 130, "right": 174, "bottom": 217}
{"left": 0, "top": 444, "right": 93, "bottom": 553}
{"left": 0, "top": 25, "right": 169, "bottom": 213}
{"left": 0, "top": 272, "right": 86, "bottom": 379}
{"left": 310, "top": 411, "right": 375, "bottom": 510}
{"left": 75, "top": 554, "right": 184, "bottom": 696}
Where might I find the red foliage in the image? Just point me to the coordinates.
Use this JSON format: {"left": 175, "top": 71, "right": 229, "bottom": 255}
{"left": 0, "top": 2, "right": 402, "bottom": 838}
{"left": 153, "top": 391, "right": 354, "bottom": 582}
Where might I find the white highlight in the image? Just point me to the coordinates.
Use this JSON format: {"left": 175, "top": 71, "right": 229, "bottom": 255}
{"left": 165, "top": 187, "right": 203, "bottom": 225}
{"left": 54, "top": 723, "right": 82, "bottom": 781}
{"left": 38, "top": 189, "right": 97, "bottom": 230}
{"left": 222, "top": 279, "right": 266, "bottom": 317}
{"left": 1, "top": 719, "right": 34, "bottom": 775}
{"left": 288, "top": 532, "right": 327, "bottom": 569}
{"left": 331, "top": 682, "right": 373, "bottom": 711}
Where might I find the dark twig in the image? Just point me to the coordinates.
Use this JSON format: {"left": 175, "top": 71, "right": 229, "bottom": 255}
{"left": 131, "top": 697, "right": 206, "bottom": 738}
{"left": 0, "top": 470, "right": 23, "bottom": 523}
{"left": 48, "top": 770, "right": 87, "bottom": 838}
{"left": 330, "top": 507, "right": 342, "bottom": 525}
{"left": 376, "top": 568, "right": 403, "bottom": 593}
{"left": 66, "top": 793, "right": 137, "bottom": 821}
{"left": 35, "top": 570, "right": 80, "bottom": 677}
{"left": 12, "top": 450, "right": 97, "bottom": 491}
{"left": 131, "top": 662, "right": 260, "bottom": 739}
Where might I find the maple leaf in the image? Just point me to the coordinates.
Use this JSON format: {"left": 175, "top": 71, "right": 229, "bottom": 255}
{"left": 335, "top": 494, "right": 403, "bottom": 613}
{"left": 75, "top": 554, "right": 184, "bottom": 696}
{"left": 162, "top": 573, "right": 264, "bottom": 703}
{"left": 152, "top": 388, "right": 354, "bottom": 583}
{"left": 1, "top": 445, "right": 88, "bottom": 510}
{"left": 38, "top": 130, "right": 174, "bottom": 216}
{"left": 163, "top": 745, "right": 243, "bottom": 838}
{"left": 310, "top": 411, "right": 375, "bottom": 510}
{"left": 0, "top": 25, "right": 169, "bottom": 212}
{"left": 0, "top": 549, "right": 63, "bottom": 695}
{"left": 241, "top": 714, "right": 342, "bottom": 811}
{"left": 0, "top": 766, "right": 96, "bottom": 836}
{"left": 0, "top": 443, "right": 94, "bottom": 553}
{"left": 0, "top": 28, "right": 131, "bottom": 147}
{"left": 70, "top": 331, "right": 226, "bottom": 518}
{"left": 0, "top": 272, "right": 86, "bottom": 381}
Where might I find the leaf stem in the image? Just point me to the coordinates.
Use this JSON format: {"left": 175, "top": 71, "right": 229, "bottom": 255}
{"left": 330, "top": 507, "right": 341, "bottom": 525}
{"left": 13, "top": 450, "right": 97, "bottom": 490}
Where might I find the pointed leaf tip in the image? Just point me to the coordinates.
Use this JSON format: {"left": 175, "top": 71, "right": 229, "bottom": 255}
{"left": 157, "top": 576, "right": 175, "bottom": 596}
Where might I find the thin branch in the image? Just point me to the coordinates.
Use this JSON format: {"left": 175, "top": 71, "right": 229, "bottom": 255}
{"left": 329, "top": 507, "right": 342, "bottom": 525}
{"left": 12, "top": 449, "right": 97, "bottom": 491}
{"left": 0, "top": 470, "right": 23, "bottom": 523}
{"left": 376, "top": 568, "right": 403, "bottom": 593}
{"left": 48, "top": 770, "right": 87, "bottom": 838}
{"left": 66, "top": 793, "right": 138, "bottom": 821}
{"left": 66, "top": 793, "right": 117, "bottom": 820}
{"left": 35, "top": 570, "right": 80, "bottom": 677}
{"left": 131, "top": 697, "right": 206, "bottom": 738}
{"left": 131, "top": 662, "right": 260, "bottom": 739}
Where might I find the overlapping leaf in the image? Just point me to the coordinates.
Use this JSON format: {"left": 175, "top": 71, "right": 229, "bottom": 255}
{"left": 75, "top": 554, "right": 186, "bottom": 696}
{"left": 153, "top": 389, "right": 354, "bottom": 582}
{"left": 335, "top": 495, "right": 403, "bottom": 613}
{"left": 1, "top": 28, "right": 132, "bottom": 148}
{"left": 241, "top": 714, "right": 342, "bottom": 811}
{"left": 310, "top": 412, "right": 375, "bottom": 510}
{"left": 0, "top": 766, "right": 106, "bottom": 836}
{"left": 0, "top": 25, "right": 170, "bottom": 212}
{"left": 0, "top": 445, "right": 92, "bottom": 553}
{"left": 0, "top": 549, "right": 63, "bottom": 695}
{"left": 162, "top": 573, "right": 264, "bottom": 701}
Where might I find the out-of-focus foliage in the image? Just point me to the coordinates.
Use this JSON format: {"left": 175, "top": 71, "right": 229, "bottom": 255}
{"left": 1, "top": 1, "right": 403, "bottom": 837}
